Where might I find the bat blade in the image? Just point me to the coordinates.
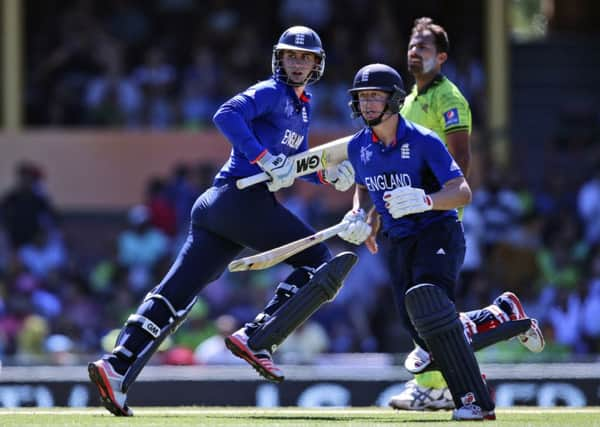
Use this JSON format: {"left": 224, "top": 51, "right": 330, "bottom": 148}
{"left": 236, "top": 135, "right": 351, "bottom": 190}
{"left": 228, "top": 221, "right": 350, "bottom": 272}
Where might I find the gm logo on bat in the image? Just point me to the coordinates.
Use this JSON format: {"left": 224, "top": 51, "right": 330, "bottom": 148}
{"left": 295, "top": 152, "right": 328, "bottom": 173}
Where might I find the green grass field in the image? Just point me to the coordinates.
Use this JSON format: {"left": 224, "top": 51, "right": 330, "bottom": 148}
{"left": 1, "top": 407, "right": 600, "bottom": 427}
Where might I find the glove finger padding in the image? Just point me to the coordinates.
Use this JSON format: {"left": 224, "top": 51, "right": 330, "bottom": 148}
{"left": 266, "top": 174, "right": 294, "bottom": 192}
{"left": 324, "top": 161, "right": 355, "bottom": 192}
{"left": 383, "top": 186, "right": 432, "bottom": 218}
{"left": 338, "top": 209, "right": 372, "bottom": 245}
{"left": 258, "top": 152, "right": 294, "bottom": 192}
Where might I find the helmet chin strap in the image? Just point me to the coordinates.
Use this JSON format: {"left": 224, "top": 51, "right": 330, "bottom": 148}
{"left": 282, "top": 66, "right": 309, "bottom": 86}
{"left": 364, "top": 109, "right": 394, "bottom": 127}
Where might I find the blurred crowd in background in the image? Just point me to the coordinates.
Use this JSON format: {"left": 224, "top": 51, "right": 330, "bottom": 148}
{"left": 24, "top": 0, "right": 485, "bottom": 130}
{"left": 0, "top": 0, "right": 599, "bottom": 366}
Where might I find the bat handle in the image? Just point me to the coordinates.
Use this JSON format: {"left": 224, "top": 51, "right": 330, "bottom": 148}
{"left": 328, "top": 221, "right": 351, "bottom": 236}
{"left": 236, "top": 172, "right": 270, "bottom": 189}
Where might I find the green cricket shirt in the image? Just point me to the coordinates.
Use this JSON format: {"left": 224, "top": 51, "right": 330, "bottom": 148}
{"left": 401, "top": 74, "right": 472, "bottom": 220}
{"left": 400, "top": 74, "right": 471, "bottom": 145}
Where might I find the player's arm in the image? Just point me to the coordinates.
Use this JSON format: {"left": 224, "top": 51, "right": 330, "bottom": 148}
{"left": 213, "top": 90, "right": 270, "bottom": 162}
{"left": 382, "top": 176, "right": 471, "bottom": 219}
{"left": 214, "top": 86, "right": 298, "bottom": 191}
{"left": 364, "top": 206, "right": 381, "bottom": 254}
{"left": 445, "top": 130, "right": 471, "bottom": 177}
{"left": 439, "top": 88, "right": 472, "bottom": 177}
{"left": 383, "top": 134, "right": 470, "bottom": 218}
{"left": 429, "top": 176, "right": 471, "bottom": 210}
{"left": 352, "top": 184, "right": 373, "bottom": 212}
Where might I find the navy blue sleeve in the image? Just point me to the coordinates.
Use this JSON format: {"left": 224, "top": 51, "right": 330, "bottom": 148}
{"left": 212, "top": 85, "right": 277, "bottom": 162}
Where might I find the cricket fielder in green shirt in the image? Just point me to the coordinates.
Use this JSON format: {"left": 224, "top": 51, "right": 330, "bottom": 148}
{"left": 400, "top": 21, "right": 471, "bottom": 179}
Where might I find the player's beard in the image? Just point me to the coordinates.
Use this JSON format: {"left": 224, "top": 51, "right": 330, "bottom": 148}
{"left": 409, "top": 56, "right": 437, "bottom": 75}
{"left": 421, "top": 56, "right": 437, "bottom": 74}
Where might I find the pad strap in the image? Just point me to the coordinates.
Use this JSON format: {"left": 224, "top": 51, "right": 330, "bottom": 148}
{"left": 276, "top": 282, "right": 299, "bottom": 295}
{"left": 113, "top": 345, "right": 133, "bottom": 359}
{"left": 127, "top": 314, "right": 161, "bottom": 338}
{"left": 119, "top": 293, "right": 197, "bottom": 392}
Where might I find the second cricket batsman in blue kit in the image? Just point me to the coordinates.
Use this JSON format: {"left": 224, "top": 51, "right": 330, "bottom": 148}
{"left": 88, "top": 25, "right": 358, "bottom": 417}
{"left": 385, "top": 17, "right": 544, "bottom": 412}
{"left": 335, "top": 63, "right": 496, "bottom": 421}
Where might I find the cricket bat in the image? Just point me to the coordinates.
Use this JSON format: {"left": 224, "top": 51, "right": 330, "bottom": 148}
{"left": 236, "top": 135, "right": 352, "bottom": 190}
{"left": 228, "top": 221, "right": 350, "bottom": 272}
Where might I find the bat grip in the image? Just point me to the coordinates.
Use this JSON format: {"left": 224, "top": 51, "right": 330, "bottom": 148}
{"left": 236, "top": 172, "right": 270, "bottom": 189}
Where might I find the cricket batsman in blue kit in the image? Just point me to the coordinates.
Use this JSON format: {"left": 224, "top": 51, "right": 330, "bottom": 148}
{"left": 386, "top": 17, "right": 545, "bottom": 412}
{"left": 88, "top": 26, "right": 358, "bottom": 416}
{"left": 334, "top": 63, "right": 496, "bottom": 421}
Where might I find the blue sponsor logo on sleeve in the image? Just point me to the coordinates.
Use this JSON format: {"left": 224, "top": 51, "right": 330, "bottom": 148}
{"left": 444, "top": 108, "right": 459, "bottom": 127}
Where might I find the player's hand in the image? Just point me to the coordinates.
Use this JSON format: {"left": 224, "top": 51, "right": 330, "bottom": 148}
{"left": 365, "top": 207, "right": 380, "bottom": 254}
{"left": 257, "top": 152, "right": 294, "bottom": 192}
{"left": 383, "top": 186, "right": 433, "bottom": 219}
{"left": 322, "top": 161, "right": 355, "bottom": 192}
{"left": 338, "top": 208, "right": 371, "bottom": 245}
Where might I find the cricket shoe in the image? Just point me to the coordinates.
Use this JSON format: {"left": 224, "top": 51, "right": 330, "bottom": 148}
{"left": 224, "top": 328, "right": 284, "bottom": 383}
{"left": 404, "top": 345, "right": 432, "bottom": 374}
{"left": 388, "top": 379, "right": 454, "bottom": 411}
{"left": 452, "top": 404, "right": 496, "bottom": 421}
{"left": 88, "top": 358, "right": 133, "bottom": 416}
{"left": 496, "top": 291, "right": 545, "bottom": 353}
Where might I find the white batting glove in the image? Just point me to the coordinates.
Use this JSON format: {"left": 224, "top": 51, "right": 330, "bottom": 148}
{"left": 257, "top": 152, "right": 294, "bottom": 192}
{"left": 322, "top": 161, "right": 355, "bottom": 192}
{"left": 383, "top": 186, "right": 433, "bottom": 219}
{"left": 337, "top": 208, "right": 372, "bottom": 245}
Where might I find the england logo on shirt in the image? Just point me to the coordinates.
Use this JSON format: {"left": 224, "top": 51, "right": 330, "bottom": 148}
{"left": 401, "top": 143, "right": 410, "bottom": 159}
{"left": 360, "top": 145, "right": 373, "bottom": 164}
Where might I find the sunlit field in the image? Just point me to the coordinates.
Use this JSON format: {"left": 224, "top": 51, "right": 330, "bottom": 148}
{"left": 2, "top": 407, "right": 600, "bottom": 427}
